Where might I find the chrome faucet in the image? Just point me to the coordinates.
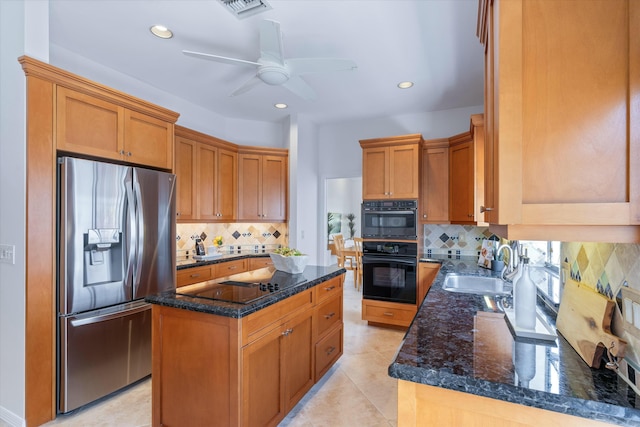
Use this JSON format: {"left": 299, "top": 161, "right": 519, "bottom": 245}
{"left": 496, "top": 243, "right": 517, "bottom": 281}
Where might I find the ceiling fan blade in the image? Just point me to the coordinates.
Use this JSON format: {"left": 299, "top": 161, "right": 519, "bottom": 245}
{"left": 282, "top": 76, "right": 316, "bottom": 101}
{"left": 183, "top": 50, "right": 260, "bottom": 68}
{"left": 259, "top": 20, "right": 285, "bottom": 65}
{"left": 287, "top": 58, "right": 357, "bottom": 75}
{"left": 229, "top": 75, "right": 262, "bottom": 97}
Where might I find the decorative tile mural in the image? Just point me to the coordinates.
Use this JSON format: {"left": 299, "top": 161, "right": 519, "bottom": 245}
{"left": 422, "top": 224, "right": 499, "bottom": 258}
{"left": 176, "top": 222, "right": 288, "bottom": 260}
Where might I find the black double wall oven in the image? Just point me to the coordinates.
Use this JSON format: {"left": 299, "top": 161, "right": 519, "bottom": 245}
{"left": 361, "top": 200, "right": 418, "bottom": 305}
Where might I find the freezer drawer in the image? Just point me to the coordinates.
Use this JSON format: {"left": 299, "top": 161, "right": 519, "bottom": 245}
{"left": 58, "top": 303, "right": 151, "bottom": 413}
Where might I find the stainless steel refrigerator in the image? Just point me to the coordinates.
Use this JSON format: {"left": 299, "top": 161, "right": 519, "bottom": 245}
{"left": 57, "top": 156, "right": 176, "bottom": 413}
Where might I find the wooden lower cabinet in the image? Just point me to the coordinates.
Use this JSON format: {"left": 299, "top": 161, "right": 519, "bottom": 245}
{"left": 248, "top": 256, "right": 274, "bottom": 270}
{"left": 242, "top": 310, "right": 314, "bottom": 426}
{"left": 362, "top": 300, "right": 417, "bottom": 328}
{"left": 151, "top": 274, "right": 345, "bottom": 427}
{"left": 176, "top": 259, "right": 249, "bottom": 288}
{"left": 418, "top": 263, "right": 440, "bottom": 304}
{"left": 397, "top": 380, "right": 614, "bottom": 427}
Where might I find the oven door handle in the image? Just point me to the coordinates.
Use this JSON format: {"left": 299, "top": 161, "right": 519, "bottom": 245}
{"left": 362, "top": 255, "right": 417, "bottom": 266}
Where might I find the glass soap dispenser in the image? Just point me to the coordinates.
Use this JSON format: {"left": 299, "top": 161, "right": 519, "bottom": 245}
{"left": 515, "top": 253, "right": 537, "bottom": 330}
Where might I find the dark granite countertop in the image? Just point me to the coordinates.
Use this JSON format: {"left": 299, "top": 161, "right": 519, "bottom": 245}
{"left": 147, "top": 265, "right": 346, "bottom": 318}
{"left": 390, "top": 256, "right": 640, "bottom": 426}
{"left": 176, "top": 252, "right": 271, "bottom": 270}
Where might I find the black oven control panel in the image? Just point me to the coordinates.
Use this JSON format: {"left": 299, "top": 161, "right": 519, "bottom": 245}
{"left": 362, "top": 200, "right": 417, "bottom": 210}
{"left": 363, "top": 241, "right": 418, "bottom": 257}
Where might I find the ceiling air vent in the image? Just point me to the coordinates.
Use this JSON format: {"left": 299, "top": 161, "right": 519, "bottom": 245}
{"left": 219, "top": 0, "right": 272, "bottom": 19}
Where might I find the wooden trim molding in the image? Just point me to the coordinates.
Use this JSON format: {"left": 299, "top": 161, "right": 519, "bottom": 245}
{"left": 19, "top": 55, "right": 179, "bottom": 124}
{"left": 359, "top": 133, "right": 423, "bottom": 149}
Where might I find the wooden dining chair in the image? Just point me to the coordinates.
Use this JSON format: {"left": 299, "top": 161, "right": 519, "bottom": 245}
{"left": 353, "top": 237, "right": 363, "bottom": 291}
{"left": 333, "top": 234, "right": 357, "bottom": 279}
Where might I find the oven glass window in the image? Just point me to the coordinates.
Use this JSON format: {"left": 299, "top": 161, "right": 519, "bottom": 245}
{"left": 363, "top": 260, "right": 416, "bottom": 304}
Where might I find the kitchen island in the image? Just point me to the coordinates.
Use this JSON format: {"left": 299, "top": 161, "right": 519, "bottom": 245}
{"left": 389, "top": 258, "right": 640, "bottom": 426}
{"left": 146, "top": 264, "right": 345, "bottom": 427}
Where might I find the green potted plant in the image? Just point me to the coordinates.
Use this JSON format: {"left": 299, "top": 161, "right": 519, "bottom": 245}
{"left": 346, "top": 213, "right": 356, "bottom": 239}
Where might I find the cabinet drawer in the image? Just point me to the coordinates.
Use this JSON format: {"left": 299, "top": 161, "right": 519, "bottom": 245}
{"left": 362, "top": 301, "right": 416, "bottom": 327}
{"left": 248, "top": 257, "right": 273, "bottom": 270}
{"left": 315, "top": 324, "right": 343, "bottom": 381}
{"left": 176, "top": 265, "right": 215, "bottom": 287}
{"left": 315, "top": 295, "right": 342, "bottom": 339}
{"left": 315, "top": 276, "right": 343, "bottom": 303}
{"left": 242, "top": 289, "right": 314, "bottom": 346}
{"left": 215, "top": 259, "right": 248, "bottom": 278}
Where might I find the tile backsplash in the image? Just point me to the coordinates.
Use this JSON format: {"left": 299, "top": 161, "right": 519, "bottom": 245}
{"left": 176, "top": 222, "right": 288, "bottom": 259}
{"left": 422, "top": 224, "right": 500, "bottom": 258}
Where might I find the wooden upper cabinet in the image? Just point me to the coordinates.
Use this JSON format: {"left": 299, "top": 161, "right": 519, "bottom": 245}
{"left": 175, "top": 136, "right": 196, "bottom": 220}
{"left": 238, "top": 148, "right": 288, "bottom": 222}
{"left": 175, "top": 126, "right": 238, "bottom": 222}
{"left": 449, "top": 135, "right": 475, "bottom": 224}
{"left": 420, "top": 139, "right": 449, "bottom": 223}
{"left": 56, "top": 86, "right": 124, "bottom": 159}
{"left": 124, "top": 110, "right": 173, "bottom": 169}
{"left": 478, "top": 0, "right": 640, "bottom": 242}
{"left": 56, "top": 86, "right": 176, "bottom": 170}
{"left": 360, "top": 134, "right": 422, "bottom": 200}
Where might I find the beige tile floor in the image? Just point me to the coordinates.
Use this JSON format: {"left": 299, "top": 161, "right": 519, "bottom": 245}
{"left": 4, "top": 271, "right": 404, "bottom": 427}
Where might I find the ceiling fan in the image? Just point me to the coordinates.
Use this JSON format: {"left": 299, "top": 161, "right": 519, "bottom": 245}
{"left": 182, "top": 19, "right": 357, "bottom": 101}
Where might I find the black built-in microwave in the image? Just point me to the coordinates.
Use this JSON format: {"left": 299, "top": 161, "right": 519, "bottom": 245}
{"left": 361, "top": 200, "right": 418, "bottom": 240}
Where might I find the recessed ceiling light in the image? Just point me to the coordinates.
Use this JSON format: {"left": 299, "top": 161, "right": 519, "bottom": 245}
{"left": 274, "top": 103, "right": 288, "bottom": 109}
{"left": 397, "top": 81, "right": 414, "bottom": 89}
{"left": 150, "top": 25, "right": 173, "bottom": 39}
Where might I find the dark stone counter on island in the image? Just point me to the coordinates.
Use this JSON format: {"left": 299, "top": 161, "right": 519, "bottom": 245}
{"left": 389, "top": 257, "right": 640, "bottom": 427}
{"left": 146, "top": 265, "right": 346, "bottom": 319}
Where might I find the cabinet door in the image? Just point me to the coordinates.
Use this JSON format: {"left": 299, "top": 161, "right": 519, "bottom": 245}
{"left": 362, "top": 146, "right": 389, "bottom": 199}
{"left": 175, "top": 137, "right": 196, "bottom": 221}
{"left": 421, "top": 146, "right": 449, "bottom": 222}
{"left": 486, "top": 0, "right": 640, "bottom": 230}
{"left": 389, "top": 144, "right": 420, "bottom": 199}
{"left": 238, "top": 154, "right": 262, "bottom": 220}
{"left": 56, "top": 86, "right": 124, "bottom": 160}
{"left": 196, "top": 143, "right": 217, "bottom": 220}
{"left": 283, "top": 311, "right": 314, "bottom": 412}
{"left": 217, "top": 148, "right": 237, "bottom": 221}
{"left": 261, "top": 155, "right": 287, "bottom": 221}
{"left": 124, "top": 110, "right": 173, "bottom": 169}
{"left": 449, "top": 141, "right": 474, "bottom": 223}
{"left": 242, "top": 325, "right": 285, "bottom": 426}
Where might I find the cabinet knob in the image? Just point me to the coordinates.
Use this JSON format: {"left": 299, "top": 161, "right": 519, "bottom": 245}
{"left": 324, "top": 312, "right": 336, "bottom": 320}
{"left": 468, "top": 214, "right": 474, "bottom": 218}
{"left": 480, "top": 206, "right": 494, "bottom": 213}
{"left": 127, "top": 152, "right": 132, "bottom": 156}
{"left": 119, "top": 150, "right": 125, "bottom": 155}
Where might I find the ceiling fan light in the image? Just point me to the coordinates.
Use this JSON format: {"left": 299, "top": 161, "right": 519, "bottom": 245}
{"left": 150, "top": 25, "right": 173, "bottom": 39}
{"left": 258, "top": 66, "right": 289, "bottom": 85}
{"left": 398, "top": 81, "right": 414, "bottom": 89}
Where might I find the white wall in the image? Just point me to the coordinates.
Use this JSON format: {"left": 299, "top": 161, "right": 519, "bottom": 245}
{"left": 0, "top": 1, "right": 48, "bottom": 425}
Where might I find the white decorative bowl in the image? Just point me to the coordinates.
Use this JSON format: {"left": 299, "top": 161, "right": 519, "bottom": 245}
{"left": 269, "top": 253, "right": 309, "bottom": 274}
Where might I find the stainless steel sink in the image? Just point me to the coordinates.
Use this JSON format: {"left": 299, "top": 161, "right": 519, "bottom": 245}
{"left": 443, "top": 274, "right": 512, "bottom": 296}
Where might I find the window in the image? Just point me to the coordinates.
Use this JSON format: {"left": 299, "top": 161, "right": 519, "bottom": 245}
{"left": 520, "top": 240, "right": 560, "bottom": 273}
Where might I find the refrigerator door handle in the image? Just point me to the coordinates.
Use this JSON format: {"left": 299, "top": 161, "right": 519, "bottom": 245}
{"left": 132, "top": 171, "right": 145, "bottom": 293}
{"left": 125, "top": 170, "right": 136, "bottom": 295}
{"left": 69, "top": 303, "right": 150, "bottom": 327}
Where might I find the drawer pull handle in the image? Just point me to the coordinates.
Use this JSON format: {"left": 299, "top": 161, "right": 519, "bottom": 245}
{"left": 324, "top": 286, "right": 336, "bottom": 291}
{"left": 383, "top": 312, "right": 394, "bottom": 317}
{"left": 190, "top": 274, "right": 200, "bottom": 278}
{"left": 326, "top": 346, "right": 336, "bottom": 356}
{"left": 324, "top": 312, "right": 336, "bottom": 320}
{"left": 228, "top": 266, "right": 237, "bottom": 270}
{"left": 282, "top": 328, "right": 294, "bottom": 336}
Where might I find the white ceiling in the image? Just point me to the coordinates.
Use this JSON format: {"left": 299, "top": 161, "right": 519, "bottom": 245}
{"left": 49, "top": 0, "right": 484, "bottom": 126}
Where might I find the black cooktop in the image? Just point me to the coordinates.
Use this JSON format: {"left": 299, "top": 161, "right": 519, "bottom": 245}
{"left": 176, "top": 268, "right": 308, "bottom": 304}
